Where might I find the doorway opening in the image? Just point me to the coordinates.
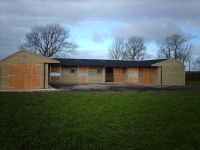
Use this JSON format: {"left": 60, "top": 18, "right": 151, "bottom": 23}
{"left": 105, "top": 67, "right": 113, "bottom": 82}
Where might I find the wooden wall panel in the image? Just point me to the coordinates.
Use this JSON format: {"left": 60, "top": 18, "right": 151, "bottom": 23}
{"left": 79, "top": 67, "right": 88, "bottom": 83}
{"left": 1, "top": 50, "right": 59, "bottom": 89}
{"left": 79, "top": 77, "right": 88, "bottom": 83}
{"left": 152, "top": 59, "right": 185, "bottom": 85}
{"left": 162, "top": 66, "right": 185, "bottom": 86}
{"left": 114, "top": 68, "right": 123, "bottom": 83}
{"left": 50, "top": 64, "right": 61, "bottom": 82}
{"left": 9, "top": 64, "right": 15, "bottom": 88}
{"left": 25, "top": 64, "right": 32, "bottom": 89}
{"left": 128, "top": 67, "right": 137, "bottom": 72}
{"left": 15, "top": 64, "right": 24, "bottom": 89}
{"left": 33, "top": 64, "right": 41, "bottom": 88}
{"left": 139, "top": 68, "right": 157, "bottom": 85}
{"left": 88, "top": 67, "right": 104, "bottom": 83}
{"left": 128, "top": 77, "right": 138, "bottom": 83}
{"left": 79, "top": 67, "right": 88, "bottom": 72}
{"left": 127, "top": 67, "right": 138, "bottom": 83}
{"left": 51, "top": 65, "right": 60, "bottom": 72}
{"left": 60, "top": 67, "right": 78, "bottom": 83}
{"left": 9, "top": 63, "right": 41, "bottom": 89}
{"left": 51, "top": 77, "right": 61, "bottom": 82}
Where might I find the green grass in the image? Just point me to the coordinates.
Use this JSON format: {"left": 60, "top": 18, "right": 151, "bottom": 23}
{"left": 0, "top": 91, "right": 200, "bottom": 150}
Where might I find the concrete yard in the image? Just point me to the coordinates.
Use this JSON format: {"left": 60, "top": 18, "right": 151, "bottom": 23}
{"left": 1, "top": 82, "right": 198, "bottom": 92}
{"left": 50, "top": 83, "right": 189, "bottom": 91}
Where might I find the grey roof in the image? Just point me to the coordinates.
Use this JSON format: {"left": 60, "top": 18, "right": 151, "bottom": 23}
{"left": 53, "top": 58, "right": 166, "bottom": 67}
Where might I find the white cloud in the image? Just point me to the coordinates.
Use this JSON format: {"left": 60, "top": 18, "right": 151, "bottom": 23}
{"left": 111, "top": 20, "right": 184, "bottom": 44}
{"left": 0, "top": 0, "right": 200, "bottom": 58}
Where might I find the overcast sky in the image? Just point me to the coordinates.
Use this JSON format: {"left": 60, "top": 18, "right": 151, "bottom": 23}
{"left": 0, "top": 0, "right": 200, "bottom": 59}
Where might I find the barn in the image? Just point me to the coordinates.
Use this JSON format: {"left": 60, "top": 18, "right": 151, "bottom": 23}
{"left": 50, "top": 58, "right": 185, "bottom": 86}
{"left": 0, "top": 50, "right": 59, "bottom": 89}
{"left": 0, "top": 50, "right": 185, "bottom": 90}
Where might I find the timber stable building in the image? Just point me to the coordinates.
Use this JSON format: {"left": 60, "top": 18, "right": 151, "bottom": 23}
{"left": 0, "top": 50, "right": 185, "bottom": 90}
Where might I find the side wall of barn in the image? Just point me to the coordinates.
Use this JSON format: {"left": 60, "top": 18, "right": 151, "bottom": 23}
{"left": 54, "top": 66, "right": 140, "bottom": 84}
{"left": 152, "top": 59, "right": 185, "bottom": 86}
{"left": 88, "top": 67, "right": 105, "bottom": 83}
{"left": 0, "top": 50, "right": 57, "bottom": 89}
{"left": 53, "top": 66, "right": 105, "bottom": 84}
{"left": 0, "top": 62, "right": 46, "bottom": 89}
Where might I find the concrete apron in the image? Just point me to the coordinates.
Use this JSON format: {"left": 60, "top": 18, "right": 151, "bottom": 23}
{"left": 0, "top": 83, "right": 158, "bottom": 92}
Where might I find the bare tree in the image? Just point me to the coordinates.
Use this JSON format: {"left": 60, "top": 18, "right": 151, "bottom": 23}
{"left": 108, "top": 36, "right": 148, "bottom": 60}
{"left": 108, "top": 38, "right": 125, "bottom": 60}
{"left": 21, "top": 23, "right": 78, "bottom": 57}
{"left": 124, "top": 36, "right": 146, "bottom": 60}
{"left": 192, "top": 57, "right": 200, "bottom": 71}
{"left": 158, "top": 34, "right": 192, "bottom": 63}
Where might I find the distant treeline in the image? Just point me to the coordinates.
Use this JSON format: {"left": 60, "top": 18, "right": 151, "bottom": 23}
{"left": 186, "top": 71, "right": 200, "bottom": 81}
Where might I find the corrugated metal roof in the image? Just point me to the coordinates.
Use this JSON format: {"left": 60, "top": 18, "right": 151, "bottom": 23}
{"left": 53, "top": 58, "right": 166, "bottom": 67}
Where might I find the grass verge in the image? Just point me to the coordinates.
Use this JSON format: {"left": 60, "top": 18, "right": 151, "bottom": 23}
{"left": 0, "top": 91, "right": 200, "bottom": 150}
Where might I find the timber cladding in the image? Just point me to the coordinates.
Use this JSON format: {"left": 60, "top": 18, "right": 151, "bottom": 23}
{"left": 107, "top": 67, "right": 138, "bottom": 83}
{"left": 56, "top": 66, "right": 105, "bottom": 84}
{"left": 0, "top": 62, "right": 44, "bottom": 89}
{"left": 152, "top": 59, "right": 185, "bottom": 86}
{"left": 127, "top": 67, "right": 138, "bottom": 83}
{"left": 60, "top": 66, "right": 78, "bottom": 83}
{"left": 161, "top": 66, "right": 185, "bottom": 85}
{"left": 9, "top": 63, "right": 41, "bottom": 89}
{"left": 51, "top": 65, "right": 60, "bottom": 72}
{"left": 139, "top": 67, "right": 157, "bottom": 85}
{"left": 78, "top": 66, "right": 88, "bottom": 83}
{"left": 50, "top": 65, "right": 61, "bottom": 82}
{"left": 114, "top": 68, "right": 124, "bottom": 83}
{"left": 88, "top": 67, "right": 104, "bottom": 83}
{"left": 0, "top": 50, "right": 59, "bottom": 89}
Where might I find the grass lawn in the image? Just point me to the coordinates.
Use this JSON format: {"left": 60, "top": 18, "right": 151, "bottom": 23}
{"left": 0, "top": 91, "right": 200, "bottom": 150}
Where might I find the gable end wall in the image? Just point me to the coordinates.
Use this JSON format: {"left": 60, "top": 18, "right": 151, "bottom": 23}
{"left": 152, "top": 59, "right": 185, "bottom": 86}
